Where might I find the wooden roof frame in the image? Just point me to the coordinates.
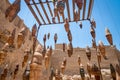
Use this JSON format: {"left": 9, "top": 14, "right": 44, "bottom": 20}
{"left": 25, "top": 0, "right": 94, "bottom": 25}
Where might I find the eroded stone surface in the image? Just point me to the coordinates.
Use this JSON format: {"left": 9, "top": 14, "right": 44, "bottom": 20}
{"left": 0, "top": 0, "right": 120, "bottom": 80}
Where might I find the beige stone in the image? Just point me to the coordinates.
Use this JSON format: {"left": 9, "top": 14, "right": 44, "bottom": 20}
{"left": 29, "top": 63, "right": 42, "bottom": 80}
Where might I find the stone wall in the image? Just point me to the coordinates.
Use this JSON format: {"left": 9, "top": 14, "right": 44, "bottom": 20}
{"left": 0, "top": 0, "right": 39, "bottom": 80}
{"left": 51, "top": 44, "right": 119, "bottom": 76}
{"left": 0, "top": 0, "right": 120, "bottom": 80}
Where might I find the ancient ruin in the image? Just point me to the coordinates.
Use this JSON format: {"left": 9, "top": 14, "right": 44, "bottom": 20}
{"left": 0, "top": 0, "right": 120, "bottom": 80}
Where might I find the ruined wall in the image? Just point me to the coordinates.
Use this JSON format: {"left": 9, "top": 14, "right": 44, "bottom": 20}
{"left": 0, "top": 1, "right": 120, "bottom": 80}
{"left": 0, "top": 0, "right": 39, "bottom": 80}
{"left": 52, "top": 44, "right": 119, "bottom": 75}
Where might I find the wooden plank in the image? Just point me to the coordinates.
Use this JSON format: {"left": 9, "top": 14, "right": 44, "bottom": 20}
{"left": 25, "top": 0, "right": 41, "bottom": 25}
{"left": 39, "top": 0, "right": 51, "bottom": 24}
{"left": 25, "top": 0, "right": 93, "bottom": 25}
{"left": 57, "top": 13, "right": 60, "bottom": 23}
{"left": 41, "top": 19, "right": 88, "bottom": 25}
{"left": 46, "top": 0, "right": 53, "bottom": 17}
{"left": 66, "top": 0, "right": 71, "bottom": 21}
{"left": 62, "top": 13, "right": 65, "bottom": 22}
{"left": 82, "top": 0, "right": 86, "bottom": 20}
{"left": 28, "top": 1, "right": 53, "bottom": 5}
{"left": 78, "top": 8, "right": 80, "bottom": 20}
{"left": 60, "top": 1, "right": 65, "bottom": 22}
{"left": 87, "top": 0, "right": 93, "bottom": 19}
{"left": 32, "top": 0, "right": 46, "bottom": 24}
{"left": 72, "top": 0, "right": 75, "bottom": 21}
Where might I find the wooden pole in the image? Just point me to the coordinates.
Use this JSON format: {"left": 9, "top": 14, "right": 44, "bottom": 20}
{"left": 46, "top": 0, "right": 53, "bottom": 17}
{"left": 72, "top": 0, "right": 75, "bottom": 21}
{"left": 82, "top": 0, "right": 86, "bottom": 20}
{"left": 66, "top": 0, "right": 71, "bottom": 21}
{"left": 87, "top": 0, "right": 94, "bottom": 19}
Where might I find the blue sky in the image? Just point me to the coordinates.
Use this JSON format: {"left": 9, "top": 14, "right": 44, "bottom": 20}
{"left": 9, "top": 0, "right": 120, "bottom": 50}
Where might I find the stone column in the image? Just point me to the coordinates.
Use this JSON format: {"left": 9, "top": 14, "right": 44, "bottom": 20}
{"left": 29, "top": 63, "right": 42, "bottom": 80}
{"left": 29, "top": 44, "right": 43, "bottom": 80}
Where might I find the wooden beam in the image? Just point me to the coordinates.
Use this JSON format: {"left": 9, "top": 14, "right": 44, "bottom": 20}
{"left": 28, "top": 1, "right": 53, "bottom": 5}
{"left": 87, "top": 0, "right": 93, "bottom": 19}
{"left": 25, "top": 0, "right": 93, "bottom": 25}
{"left": 78, "top": 8, "right": 80, "bottom": 20}
{"left": 25, "top": 0, "right": 41, "bottom": 25}
{"left": 57, "top": 13, "right": 60, "bottom": 23}
{"left": 72, "top": 0, "right": 75, "bottom": 21}
{"left": 39, "top": 0, "right": 51, "bottom": 24}
{"left": 32, "top": 0, "right": 46, "bottom": 24}
{"left": 41, "top": 19, "right": 89, "bottom": 25}
{"left": 66, "top": 0, "right": 71, "bottom": 21}
{"left": 62, "top": 14, "right": 65, "bottom": 22}
{"left": 46, "top": 0, "right": 53, "bottom": 17}
{"left": 82, "top": 0, "right": 86, "bottom": 20}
